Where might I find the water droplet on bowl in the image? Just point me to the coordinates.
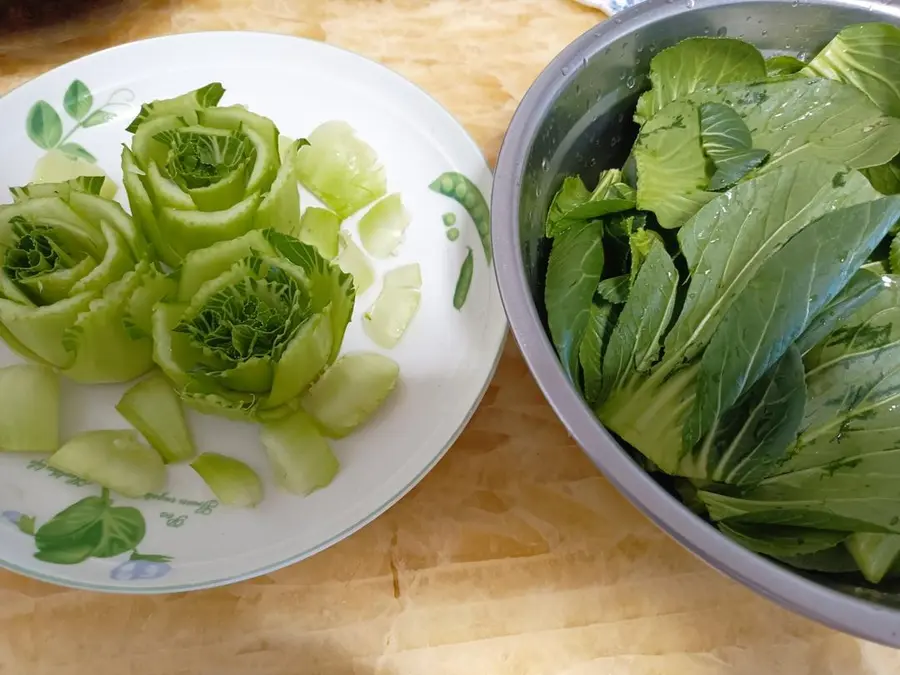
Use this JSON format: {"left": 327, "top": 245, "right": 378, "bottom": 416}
{"left": 761, "top": 29, "right": 768, "bottom": 36}
{"left": 685, "top": 0, "right": 695, "bottom": 7}
{"left": 626, "top": 76, "right": 636, "bottom": 89}
{"left": 541, "top": 158, "right": 550, "bottom": 172}
{"left": 716, "top": 26, "right": 727, "bottom": 36}
{"left": 561, "top": 65, "right": 571, "bottom": 76}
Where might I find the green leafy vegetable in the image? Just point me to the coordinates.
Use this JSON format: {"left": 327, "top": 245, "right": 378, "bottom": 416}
{"left": 718, "top": 521, "right": 848, "bottom": 559}
{"left": 302, "top": 352, "right": 399, "bottom": 438}
{"left": 596, "top": 276, "right": 629, "bottom": 305}
{"left": 634, "top": 37, "right": 767, "bottom": 125}
{"left": 846, "top": 533, "right": 900, "bottom": 584}
{"left": 699, "top": 102, "right": 753, "bottom": 158}
{"left": 540, "top": 25, "right": 900, "bottom": 585}
{"left": 698, "top": 102, "right": 770, "bottom": 189}
{"left": 295, "top": 121, "right": 387, "bottom": 220}
{"left": 261, "top": 409, "right": 339, "bottom": 496}
{"left": 696, "top": 279, "right": 900, "bottom": 534}
{"left": 0, "top": 181, "right": 171, "bottom": 383}
{"left": 634, "top": 78, "right": 900, "bottom": 226}
{"left": 544, "top": 171, "right": 635, "bottom": 238}
{"left": 682, "top": 78, "right": 900, "bottom": 172}
{"left": 802, "top": 23, "right": 900, "bottom": 117}
{"left": 686, "top": 196, "right": 900, "bottom": 452}
{"left": 47, "top": 431, "right": 166, "bottom": 498}
{"left": 633, "top": 100, "right": 715, "bottom": 229}
{"left": 688, "top": 347, "right": 807, "bottom": 485}
{"left": 793, "top": 268, "right": 885, "bottom": 354}
{"left": 0, "top": 364, "right": 59, "bottom": 452}
{"left": 544, "top": 220, "right": 604, "bottom": 383}
{"left": 578, "top": 301, "right": 618, "bottom": 406}
{"left": 666, "top": 163, "right": 879, "bottom": 366}
{"left": 116, "top": 371, "right": 196, "bottom": 463}
{"left": 600, "top": 239, "right": 678, "bottom": 399}
{"left": 191, "top": 452, "right": 263, "bottom": 507}
{"left": 765, "top": 55, "right": 807, "bottom": 77}
{"left": 151, "top": 229, "right": 354, "bottom": 421}
{"left": 122, "top": 84, "right": 298, "bottom": 266}
{"left": 865, "top": 159, "right": 900, "bottom": 195}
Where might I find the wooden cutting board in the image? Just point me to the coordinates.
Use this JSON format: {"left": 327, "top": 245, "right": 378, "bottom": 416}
{"left": 1, "top": 1, "right": 899, "bottom": 672}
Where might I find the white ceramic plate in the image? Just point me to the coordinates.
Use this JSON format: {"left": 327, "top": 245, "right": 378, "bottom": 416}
{"left": 0, "top": 32, "right": 505, "bottom": 592}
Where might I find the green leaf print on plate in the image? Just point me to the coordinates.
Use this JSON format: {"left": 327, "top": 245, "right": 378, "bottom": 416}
{"left": 63, "top": 80, "right": 93, "bottom": 121}
{"left": 34, "top": 489, "right": 146, "bottom": 564}
{"left": 82, "top": 110, "right": 117, "bottom": 128}
{"left": 57, "top": 142, "right": 96, "bottom": 162}
{"left": 24, "top": 81, "right": 134, "bottom": 162}
{"left": 26, "top": 102, "right": 62, "bottom": 149}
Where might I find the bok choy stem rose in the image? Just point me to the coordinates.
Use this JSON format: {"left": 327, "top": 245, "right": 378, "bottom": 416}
{"left": 0, "top": 177, "right": 172, "bottom": 383}
{"left": 121, "top": 83, "right": 304, "bottom": 267}
{"left": 152, "top": 229, "right": 355, "bottom": 420}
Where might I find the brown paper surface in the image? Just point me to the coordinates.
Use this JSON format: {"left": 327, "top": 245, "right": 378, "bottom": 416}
{"left": 1, "top": 2, "right": 899, "bottom": 673}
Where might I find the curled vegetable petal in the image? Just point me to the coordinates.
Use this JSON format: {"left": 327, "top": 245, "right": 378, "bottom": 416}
{"left": 122, "top": 85, "right": 297, "bottom": 266}
{"left": 0, "top": 183, "right": 164, "bottom": 383}
{"left": 151, "top": 229, "right": 355, "bottom": 421}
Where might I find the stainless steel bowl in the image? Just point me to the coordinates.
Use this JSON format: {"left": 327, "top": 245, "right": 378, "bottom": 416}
{"left": 492, "top": 0, "right": 900, "bottom": 646}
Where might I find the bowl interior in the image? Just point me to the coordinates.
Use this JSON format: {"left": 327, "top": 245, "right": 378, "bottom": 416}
{"left": 502, "top": 0, "right": 900, "bottom": 640}
{"left": 518, "top": 1, "right": 899, "bottom": 299}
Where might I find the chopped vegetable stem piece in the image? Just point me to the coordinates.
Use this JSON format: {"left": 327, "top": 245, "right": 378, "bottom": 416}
{"left": 0, "top": 364, "right": 59, "bottom": 452}
{"left": 191, "top": 452, "right": 263, "bottom": 507}
{"left": 116, "top": 371, "right": 196, "bottom": 463}
{"left": 47, "top": 430, "right": 165, "bottom": 498}
{"left": 261, "top": 409, "right": 339, "bottom": 496}
{"left": 302, "top": 352, "right": 400, "bottom": 438}
{"left": 363, "top": 263, "right": 422, "bottom": 348}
